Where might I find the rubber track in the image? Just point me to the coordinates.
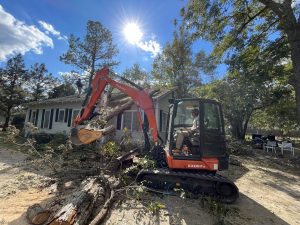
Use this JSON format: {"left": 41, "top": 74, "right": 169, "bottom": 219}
{"left": 137, "top": 169, "right": 239, "bottom": 203}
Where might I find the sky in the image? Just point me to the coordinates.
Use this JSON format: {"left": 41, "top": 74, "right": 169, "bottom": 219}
{"left": 0, "top": 0, "right": 224, "bottom": 81}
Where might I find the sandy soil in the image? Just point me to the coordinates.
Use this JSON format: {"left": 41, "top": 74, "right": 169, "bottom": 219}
{"left": 0, "top": 144, "right": 299, "bottom": 225}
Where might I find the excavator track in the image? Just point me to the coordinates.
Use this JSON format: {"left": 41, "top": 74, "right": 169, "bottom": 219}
{"left": 136, "top": 168, "right": 239, "bottom": 203}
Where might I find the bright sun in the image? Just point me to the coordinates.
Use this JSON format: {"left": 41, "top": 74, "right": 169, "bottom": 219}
{"left": 123, "top": 22, "right": 143, "bottom": 44}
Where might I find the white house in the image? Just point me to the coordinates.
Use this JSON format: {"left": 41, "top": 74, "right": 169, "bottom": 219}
{"left": 24, "top": 89, "right": 175, "bottom": 141}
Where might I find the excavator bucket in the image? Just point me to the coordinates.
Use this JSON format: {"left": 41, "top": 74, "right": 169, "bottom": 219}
{"left": 70, "top": 128, "right": 103, "bottom": 145}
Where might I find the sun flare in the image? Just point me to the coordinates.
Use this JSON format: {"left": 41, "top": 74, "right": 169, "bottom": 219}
{"left": 123, "top": 22, "right": 143, "bottom": 44}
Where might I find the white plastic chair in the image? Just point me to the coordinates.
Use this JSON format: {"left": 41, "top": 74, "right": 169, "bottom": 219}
{"left": 265, "top": 141, "right": 277, "bottom": 153}
{"left": 281, "top": 141, "right": 294, "bottom": 156}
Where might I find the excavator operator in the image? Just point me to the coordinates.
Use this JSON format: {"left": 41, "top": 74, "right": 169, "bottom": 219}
{"left": 175, "top": 108, "right": 199, "bottom": 153}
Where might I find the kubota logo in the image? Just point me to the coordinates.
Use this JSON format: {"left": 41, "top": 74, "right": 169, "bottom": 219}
{"left": 187, "top": 164, "right": 205, "bottom": 168}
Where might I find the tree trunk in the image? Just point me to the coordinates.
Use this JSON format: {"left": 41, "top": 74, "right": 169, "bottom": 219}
{"left": 289, "top": 30, "right": 300, "bottom": 126}
{"left": 231, "top": 119, "right": 245, "bottom": 140}
{"left": 2, "top": 115, "right": 10, "bottom": 131}
{"left": 47, "top": 178, "right": 105, "bottom": 225}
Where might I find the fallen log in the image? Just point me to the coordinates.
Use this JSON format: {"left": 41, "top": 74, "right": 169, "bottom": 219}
{"left": 88, "top": 176, "right": 117, "bottom": 225}
{"left": 26, "top": 204, "right": 50, "bottom": 225}
{"left": 47, "top": 177, "right": 105, "bottom": 225}
{"left": 104, "top": 99, "right": 134, "bottom": 122}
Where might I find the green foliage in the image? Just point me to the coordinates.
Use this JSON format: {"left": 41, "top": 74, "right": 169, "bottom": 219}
{"left": 48, "top": 83, "right": 76, "bottom": 98}
{"left": 152, "top": 26, "right": 202, "bottom": 97}
{"left": 146, "top": 201, "right": 166, "bottom": 214}
{"left": 27, "top": 63, "right": 56, "bottom": 101}
{"left": 123, "top": 64, "right": 150, "bottom": 88}
{"left": 0, "top": 54, "right": 28, "bottom": 130}
{"left": 100, "top": 141, "right": 121, "bottom": 157}
{"left": 47, "top": 133, "right": 68, "bottom": 151}
{"left": 11, "top": 114, "right": 25, "bottom": 130}
{"left": 251, "top": 89, "right": 297, "bottom": 135}
{"left": 200, "top": 198, "right": 240, "bottom": 225}
{"left": 123, "top": 157, "right": 156, "bottom": 175}
{"left": 182, "top": 0, "right": 300, "bottom": 125}
{"left": 193, "top": 39, "right": 294, "bottom": 139}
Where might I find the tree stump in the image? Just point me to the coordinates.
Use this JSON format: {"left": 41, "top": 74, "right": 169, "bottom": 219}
{"left": 26, "top": 204, "right": 50, "bottom": 225}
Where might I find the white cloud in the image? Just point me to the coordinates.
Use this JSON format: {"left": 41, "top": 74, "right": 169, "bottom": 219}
{"left": 38, "top": 21, "right": 67, "bottom": 41}
{"left": 0, "top": 5, "right": 53, "bottom": 61}
{"left": 136, "top": 39, "right": 162, "bottom": 58}
{"left": 292, "top": 0, "right": 300, "bottom": 7}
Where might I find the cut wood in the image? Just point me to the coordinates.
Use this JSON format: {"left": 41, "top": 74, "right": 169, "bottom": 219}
{"left": 26, "top": 204, "right": 50, "bottom": 225}
{"left": 47, "top": 177, "right": 105, "bottom": 225}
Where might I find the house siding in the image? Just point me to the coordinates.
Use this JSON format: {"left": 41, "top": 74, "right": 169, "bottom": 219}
{"left": 26, "top": 102, "right": 81, "bottom": 135}
{"left": 25, "top": 91, "right": 174, "bottom": 143}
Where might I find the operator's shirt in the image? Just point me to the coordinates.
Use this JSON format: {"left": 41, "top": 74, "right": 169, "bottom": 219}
{"left": 191, "top": 117, "right": 198, "bottom": 131}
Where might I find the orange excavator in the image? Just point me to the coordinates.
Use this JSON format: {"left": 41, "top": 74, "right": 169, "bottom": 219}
{"left": 71, "top": 67, "right": 239, "bottom": 203}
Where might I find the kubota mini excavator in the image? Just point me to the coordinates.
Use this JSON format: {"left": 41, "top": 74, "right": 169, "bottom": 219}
{"left": 71, "top": 67, "right": 239, "bottom": 203}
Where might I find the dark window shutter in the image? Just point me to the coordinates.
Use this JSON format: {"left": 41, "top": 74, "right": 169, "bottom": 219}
{"left": 28, "top": 109, "right": 32, "bottom": 122}
{"left": 67, "top": 109, "right": 73, "bottom": 127}
{"left": 55, "top": 108, "right": 59, "bottom": 122}
{"left": 117, "top": 113, "right": 122, "bottom": 130}
{"left": 144, "top": 113, "right": 149, "bottom": 131}
{"left": 35, "top": 109, "right": 39, "bottom": 126}
{"left": 49, "top": 109, "right": 54, "bottom": 129}
{"left": 41, "top": 109, "right": 45, "bottom": 128}
{"left": 64, "top": 108, "right": 68, "bottom": 122}
{"left": 159, "top": 110, "right": 163, "bottom": 132}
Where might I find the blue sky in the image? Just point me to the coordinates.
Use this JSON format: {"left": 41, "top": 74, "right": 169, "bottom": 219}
{"left": 0, "top": 0, "right": 225, "bottom": 81}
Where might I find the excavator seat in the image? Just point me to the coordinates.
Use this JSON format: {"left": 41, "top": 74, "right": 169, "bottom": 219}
{"left": 182, "top": 136, "right": 200, "bottom": 155}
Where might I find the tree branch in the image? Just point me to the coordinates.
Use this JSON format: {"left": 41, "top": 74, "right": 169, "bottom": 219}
{"left": 237, "top": 6, "right": 268, "bottom": 34}
{"left": 259, "top": 0, "right": 285, "bottom": 19}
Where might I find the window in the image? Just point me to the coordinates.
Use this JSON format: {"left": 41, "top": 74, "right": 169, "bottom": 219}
{"left": 161, "top": 111, "right": 168, "bottom": 132}
{"left": 117, "top": 110, "right": 142, "bottom": 131}
{"left": 203, "top": 103, "right": 223, "bottom": 132}
{"left": 58, "top": 110, "right": 65, "bottom": 122}
{"left": 32, "top": 111, "right": 36, "bottom": 124}
{"left": 43, "top": 111, "right": 50, "bottom": 128}
{"left": 174, "top": 100, "right": 199, "bottom": 127}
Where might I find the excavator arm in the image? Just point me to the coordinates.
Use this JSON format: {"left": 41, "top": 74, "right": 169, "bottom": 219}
{"left": 71, "top": 67, "right": 159, "bottom": 145}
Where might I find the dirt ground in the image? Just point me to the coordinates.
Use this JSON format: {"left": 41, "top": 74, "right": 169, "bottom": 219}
{"left": 0, "top": 141, "right": 299, "bottom": 225}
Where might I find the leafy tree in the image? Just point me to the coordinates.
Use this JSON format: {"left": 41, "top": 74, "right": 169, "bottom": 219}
{"left": 0, "top": 54, "right": 28, "bottom": 130}
{"left": 48, "top": 74, "right": 77, "bottom": 99}
{"left": 60, "top": 20, "right": 118, "bottom": 88}
{"left": 181, "top": 0, "right": 300, "bottom": 124}
{"left": 48, "top": 83, "right": 76, "bottom": 99}
{"left": 28, "top": 63, "right": 56, "bottom": 101}
{"left": 194, "top": 42, "right": 291, "bottom": 139}
{"left": 151, "top": 27, "right": 201, "bottom": 97}
{"left": 123, "top": 64, "right": 150, "bottom": 88}
{"left": 251, "top": 93, "right": 297, "bottom": 136}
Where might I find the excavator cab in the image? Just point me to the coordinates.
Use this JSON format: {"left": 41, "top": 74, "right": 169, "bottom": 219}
{"left": 164, "top": 98, "right": 228, "bottom": 171}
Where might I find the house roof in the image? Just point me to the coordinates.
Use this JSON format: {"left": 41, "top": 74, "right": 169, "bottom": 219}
{"left": 26, "top": 88, "right": 175, "bottom": 107}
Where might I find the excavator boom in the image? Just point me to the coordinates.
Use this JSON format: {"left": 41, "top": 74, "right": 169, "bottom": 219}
{"left": 71, "top": 67, "right": 159, "bottom": 145}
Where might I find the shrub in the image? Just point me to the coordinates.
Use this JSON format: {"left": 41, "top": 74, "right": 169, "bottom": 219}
{"left": 32, "top": 133, "right": 53, "bottom": 144}
{"left": 11, "top": 115, "right": 25, "bottom": 130}
{"left": 47, "top": 133, "right": 68, "bottom": 150}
